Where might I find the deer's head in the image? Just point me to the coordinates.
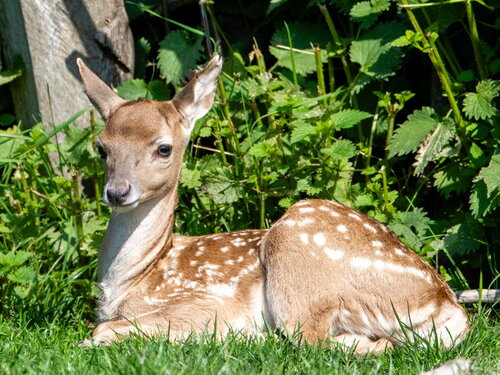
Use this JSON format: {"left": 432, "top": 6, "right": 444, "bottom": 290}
{"left": 77, "top": 56, "right": 222, "bottom": 211}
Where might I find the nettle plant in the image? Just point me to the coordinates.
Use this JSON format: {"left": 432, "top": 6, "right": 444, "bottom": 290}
{"left": 119, "top": 0, "right": 498, "bottom": 288}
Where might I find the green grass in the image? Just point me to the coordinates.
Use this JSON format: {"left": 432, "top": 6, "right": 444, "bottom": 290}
{"left": 1, "top": 311, "right": 498, "bottom": 374}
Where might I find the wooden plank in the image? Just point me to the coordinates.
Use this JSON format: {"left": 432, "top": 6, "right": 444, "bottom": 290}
{"left": 455, "top": 289, "right": 500, "bottom": 304}
{"left": 0, "top": 0, "right": 134, "bottom": 136}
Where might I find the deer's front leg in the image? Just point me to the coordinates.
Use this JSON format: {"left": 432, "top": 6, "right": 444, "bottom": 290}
{"left": 82, "top": 316, "right": 189, "bottom": 346}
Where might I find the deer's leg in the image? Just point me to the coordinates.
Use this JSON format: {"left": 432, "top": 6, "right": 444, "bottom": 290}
{"left": 330, "top": 334, "right": 394, "bottom": 354}
{"left": 84, "top": 315, "right": 191, "bottom": 345}
{"left": 407, "top": 302, "right": 469, "bottom": 348}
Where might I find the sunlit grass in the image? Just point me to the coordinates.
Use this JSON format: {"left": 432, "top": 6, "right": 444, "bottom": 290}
{"left": 0, "top": 311, "right": 498, "bottom": 374}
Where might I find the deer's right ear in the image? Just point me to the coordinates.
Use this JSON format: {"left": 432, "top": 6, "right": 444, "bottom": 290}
{"left": 77, "top": 58, "right": 126, "bottom": 119}
{"left": 172, "top": 55, "right": 223, "bottom": 133}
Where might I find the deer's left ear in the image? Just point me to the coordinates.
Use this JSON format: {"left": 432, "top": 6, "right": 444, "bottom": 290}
{"left": 77, "top": 58, "right": 126, "bottom": 119}
{"left": 172, "top": 55, "right": 223, "bottom": 132}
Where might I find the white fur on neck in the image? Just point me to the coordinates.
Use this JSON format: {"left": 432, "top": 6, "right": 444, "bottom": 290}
{"left": 97, "top": 194, "right": 174, "bottom": 322}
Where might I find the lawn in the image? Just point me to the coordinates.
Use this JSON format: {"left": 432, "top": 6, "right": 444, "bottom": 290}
{"left": 1, "top": 311, "right": 498, "bottom": 374}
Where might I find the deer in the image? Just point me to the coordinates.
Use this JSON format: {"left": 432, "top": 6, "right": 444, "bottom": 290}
{"left": 77, "top": 55, "right": 469, "bottom": 353}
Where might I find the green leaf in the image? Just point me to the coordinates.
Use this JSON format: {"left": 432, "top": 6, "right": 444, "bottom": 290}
{"left": 158, "top": 30, "right": 203, "bottom": 85}
{"left": 278, "top": 197, "right": 295, "bottom": 208}
{"left": 354, "top": 194, "right": 375, "bottom": 207}
{"left": 7, "top": 266, "right": 36, "bottom": 284}
{"left": 321, "top": 139, "right": 357, "bottom": 160}
{"left": 290, "top": 120, "right": 317, "bottom": 144}
{"left": 469, "top": 148, "right": 500, "bottom": 217}
{"left": 0, "top": 55, "right": 24, "bottom": 86}
{"left": 469, "top": 179, "right": 500, "bottom": 218}
{"left": 117, "top": 79, "right": 148, "bottom": 100}
{"left": 389, "top": 208, "right": 430, "bottom": 249}
{"left": 350, "top": 22, "right": 405, "bottom": 92}
{"left": 463, "top": 79, "right": 500, "bottom": 120}
{"left": 205, "top": 167, "right": 242, "bottom": 204}
{"left": 181, "top": 163, "right": 202, "bottom": 189}
{"left": 443, "top": 216, "right": 484, "bottom": 255}
{"left": 61, "top": 125, "right": 92, "bottom": 166}
{"left": 350, "top": 0, "right": 390, "bottom": 29}
{"left": 330, "top": 109, "right": 372, "bottom": 129}
{"left": 270, "top": 22, "right": 330, "bottom": 76}
{"left": 0, "top": 251, "right": 31, "bottom": 268}
{"left": 146, "top": 80, "right": 170, "bottom": 101}
{"left": 433, "top": 165, "right": 476, "bottom": 198}
{"left": 387, "top": 107, "right": 438, "bottom": 158}
{"left": 479, "top": 148, "right": 500, "bottom": 196}
{"left": 413, "top": 117, "right": 455, "bottom": 175}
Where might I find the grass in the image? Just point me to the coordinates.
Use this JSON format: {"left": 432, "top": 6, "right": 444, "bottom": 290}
{"left": 0, "top": 311, "right": 498, "bottom": 374}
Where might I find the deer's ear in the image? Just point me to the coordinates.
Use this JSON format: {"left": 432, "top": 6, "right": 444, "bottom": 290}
{"left": 77, "top": 58, "right": 126, "bottom": 119}
{"left": 172, "top": 55, "right": 223, "bottom": 131}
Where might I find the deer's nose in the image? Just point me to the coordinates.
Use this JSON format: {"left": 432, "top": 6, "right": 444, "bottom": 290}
{"left": 106, "top": 183, "right": 131, "bottom": 205}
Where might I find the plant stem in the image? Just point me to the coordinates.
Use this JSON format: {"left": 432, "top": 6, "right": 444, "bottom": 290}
{"left": 217, "top": 77, "right": 242, "bottom": 163}
{"left": 465, "top": 0, "right": 487, "bottom": 80}
{"left": 252, "top": 38, "right": 267, "bottom": 74}
{"left": 284, "top": 22, "right": 297, "bottom": 85}
{"left": 89, "top": 110, "right": 102, "bottom": 218}
{"left": 385, "top": 113, "right": 396, "bottom": 155}
{"left": 327, "top": 43, "right": 335, "bottom": 94}
{"left": 401, "top": 0, "right": 466, "bottom": 141}
{"left": 312, "top": 44, "right": 328, "bottom": 107}
{"left": 319, "top": 4, "right": 364, "bottom": 145}
{"left": 71, "top": 169, "right": 84, "bottom": 247}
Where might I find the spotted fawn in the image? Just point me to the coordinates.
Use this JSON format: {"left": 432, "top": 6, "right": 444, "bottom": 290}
{"left": 77, "top": 56, "right": 469, "bottom": 353}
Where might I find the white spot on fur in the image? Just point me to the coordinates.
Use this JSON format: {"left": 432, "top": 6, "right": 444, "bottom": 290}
{"left": 190, "top": 260, "right": 198, "bottom": 266}
{"left": 237, "top": 256, "right": 244, "bottom": 263}
{"left": 313, "top": 233, "right": 326, "bottom": 246}
{"left": 225, "top": 259, "right": 235, "bottom": 265}
{"left": 221, "top": 246, "right": 230, "bottom": 253}
{"left": 324, "top": 248, "right": 344, "bottom": 260}
{"left": 299, "top": 207, "right": 315, "bottom": 213}
{"left": 330, "top": 211, "right": 340, "bottom": 217}
{"left": 299, "top": 233, "right": 309, "bottom": 244}
{"left": 375, "top": 250, "right": 382, "bottom": 256}
{"left": 295, "top": 201, "right": 310, "bottom": 207}
{"left": 348, "top": 212, "right": 362, "bottom": 221}
{"left": 232, "top": 238, "right": 246, "bottom": 247}
{"left": 337, "top": 225, "right": 348, "bottom": 233}
{"left": 363, "top": 223, "right": 377, "bottom": 233}
{"left": 207, "top": 284, "right": 236, "bottom": 297}
{"left": 351, "top": 257, "right": 372, "bottom": 269}
{"left": 298, "top": 217, "right": 314, "bottom": 226}
{"left": 372, "top": 240, "right": 383, "bottom": 248}
{"left": 394, "top": 248, "right": 405, "bottom": 256}
{"left": 283, "top": 219, "right": 296, "bottom": 226}
{"left": 373, "top": 260, "right": 432, "bottom": 283}
{"left": 319, "top": 205, "right": 330, "bottom": 212}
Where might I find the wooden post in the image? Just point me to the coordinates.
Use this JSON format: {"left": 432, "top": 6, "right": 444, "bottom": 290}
{"left": 0, "top": 0, "right": 134, "bottom": 135}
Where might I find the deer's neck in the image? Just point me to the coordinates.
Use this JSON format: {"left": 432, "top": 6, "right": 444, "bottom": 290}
{"left": 97, "top": 191, "right": 175, "bottom": 320}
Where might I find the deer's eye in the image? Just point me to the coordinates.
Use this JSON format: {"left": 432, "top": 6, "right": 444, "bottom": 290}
{"left": 96, "top": 144, "right": 107, "bottom": 159}
{"left": 157, "top": 144, "right": 172, "bottom": 157}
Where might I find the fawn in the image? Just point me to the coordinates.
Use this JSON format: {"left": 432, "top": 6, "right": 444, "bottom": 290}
{"left": 77, "top": 55, "right": 469, "bottom": 353}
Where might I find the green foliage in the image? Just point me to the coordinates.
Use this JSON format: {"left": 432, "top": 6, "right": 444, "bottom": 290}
{"left": 0, "top": 55, "right": 24, "bottom": 86}
{"left": 387, "top": 107, "right": 441, "bottom": 157}
{"left": 350, "top": 0, "right": 391, "bottom": 29}
{"left": 158, "top": 30, "right": 203, "bottom": 85}
{"left": 463, "top": 80, "right": 500, "bottom": 120}
{"left": 0, "top": 0, "right": 499, "bottom": 326}
{"left": 269, "top": 23, "right": 329, "bottom": 76}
